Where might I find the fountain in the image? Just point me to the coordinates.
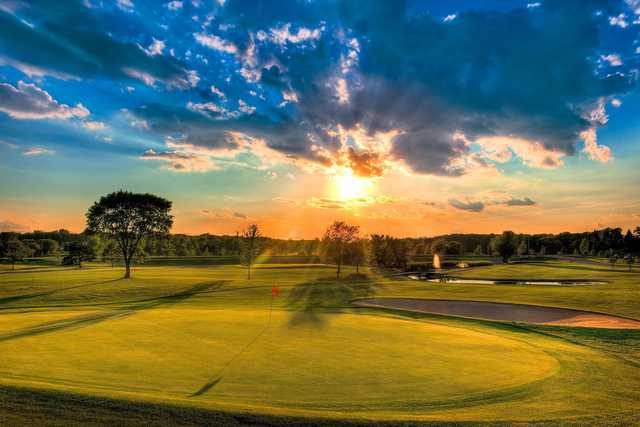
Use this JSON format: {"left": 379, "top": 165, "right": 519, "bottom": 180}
{"left": 433, "top": 253, "right": 441, "bottom": 270}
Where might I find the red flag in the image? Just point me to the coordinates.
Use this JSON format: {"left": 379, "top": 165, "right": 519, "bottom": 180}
{"left": 271, "top": 286, "right": 279, "bottom": 297}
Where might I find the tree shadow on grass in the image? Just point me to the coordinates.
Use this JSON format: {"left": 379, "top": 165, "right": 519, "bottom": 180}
{"left": 286, "top": 274, "right": 378, "bottom": 329}
{"left": 0, "top": 278, "right": 124, "bottom": 307}
{"left": 0, "top": 282, "right": 223, "bottom": 343}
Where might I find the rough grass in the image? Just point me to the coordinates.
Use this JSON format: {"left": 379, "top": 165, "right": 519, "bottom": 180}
{"left": 0, "top": 260, "right": 638, "bottom": 425}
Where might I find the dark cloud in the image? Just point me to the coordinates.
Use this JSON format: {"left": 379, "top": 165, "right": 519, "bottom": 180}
{"left": 449, "top": 199, "right": 485, "bottom": 212}
{"left": 346, "top": 147, "right": 385, "bottom": 177}
{"left": 504, "top": 197, "right": 536, "bottom": 206}
{"left": 161, "top": 0, "right": 638, "bottom": 175}
{"left": 0, "top": 220, "right": 28, "bottom": 231}
{"left": 0, "top": 0, "right": 191, "bottom": 86}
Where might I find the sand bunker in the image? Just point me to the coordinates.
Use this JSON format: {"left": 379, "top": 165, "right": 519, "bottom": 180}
{"left": 355, "top": 298, "right": 640, "bottom": 329}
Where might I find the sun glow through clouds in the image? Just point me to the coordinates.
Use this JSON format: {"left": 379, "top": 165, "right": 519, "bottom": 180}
{"left": 332, "top": 168, "right": 374, "bottom": 202}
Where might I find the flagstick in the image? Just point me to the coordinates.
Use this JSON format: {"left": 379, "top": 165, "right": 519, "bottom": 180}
{"left": 190, "top": 285, "right": 276, "bottom": 397}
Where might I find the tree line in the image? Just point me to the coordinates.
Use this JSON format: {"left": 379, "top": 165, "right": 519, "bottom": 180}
{"left": 1, "top": 191, "right": 639, "bottom": 275}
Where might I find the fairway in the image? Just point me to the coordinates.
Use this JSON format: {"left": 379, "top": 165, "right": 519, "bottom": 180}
{"left": 0, "top": 261, "right": 639, "bottom": 424}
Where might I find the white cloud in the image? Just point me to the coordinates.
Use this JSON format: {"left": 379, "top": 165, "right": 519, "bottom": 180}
{"left": 0, "top": 81, "right": 90, "bottom": 120}
{"left": 210, "top": 85, "right": 226, "bottom": 98}
{"left": 187, "top": 101, "right": 227, "bottom": 115}
{"left": 187, "top": 69, "right": 200, "bottom": 87}
{"left": 82, "top": 120, "right": 106, "bottom": 130}
{"left": 265, "top": 23, "right": 323, "bottom": 45}
{"left": 601, "top": 54, "right": 622, "bottom": 66}
{"left": 611, "top": 98, "right": 622, "bottom": 107}
{"left": 609, "top": 13, "right": 628, "bottom": 28}
{"left": 526, "top": 2, "right": 541, "bottom": 8}
{"left": 122, "top": 68, "right": 158, "bottom": 86}
{"left": 443, "top": 14, "right": 457, "bottom": 22}
{"left": 142, "top": 38, "right": 165, "bottom": 56}
{"left": 580, "top": 128, "right": 612, "bottom": 163}
{"left": 335, "top": 78, "right": 349, "bottom": 104}
{"left": 238, "top": 99, "right": 256, "bottom": 114}
{"left": 194, "top": 33, "right": 237, "bottom": 54}
{"left": 473, "top": 135, "right": 566, "bottom": 169}
{"left": 140, "top": 148, "right": 215, "bottom": 172}
{"left": 281, "top": 89, "right": 299, "bottom": 105}
{"left": 23, "top": 147, "right": 54, "bottom": 156}
{"left": 116, "top": 0, "right": 134, "bottom": 12}
{"left": 626, "top": 0, "right": 640, "bottom": 15}
{"left": 166, "top": 1, "right": 182, "bottom": 10}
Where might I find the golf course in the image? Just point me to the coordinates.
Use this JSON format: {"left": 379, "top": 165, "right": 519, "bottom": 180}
{"left": 1, "top": 258, "right": 639, "bottom": 425}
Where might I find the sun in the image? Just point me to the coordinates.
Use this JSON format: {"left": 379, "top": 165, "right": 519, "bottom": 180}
{"left": 332, "top": 169, "right": 373, "bottom": 201}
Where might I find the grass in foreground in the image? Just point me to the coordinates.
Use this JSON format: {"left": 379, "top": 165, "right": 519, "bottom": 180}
{"left": 0, "top": 260, "right": 638, "bottom": 425}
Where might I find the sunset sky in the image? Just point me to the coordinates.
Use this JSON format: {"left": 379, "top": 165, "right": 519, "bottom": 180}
{"left": 1, "top": 0, "right": 639, "bottom": 238}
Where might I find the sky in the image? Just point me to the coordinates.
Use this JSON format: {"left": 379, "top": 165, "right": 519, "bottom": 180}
{"left": 0, "top": 0, "right": 639, "bottom": 238}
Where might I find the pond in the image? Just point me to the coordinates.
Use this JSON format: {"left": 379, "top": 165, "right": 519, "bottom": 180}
{"left": 405, "top": 275, "right": 606, "bottom": 286}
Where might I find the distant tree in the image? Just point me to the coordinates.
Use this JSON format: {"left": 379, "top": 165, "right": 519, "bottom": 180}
{"left": 624, "top": 230, "right": 635, "bottom": 252}
{"left": 86, "top": 235, "right": 105, "bottom": 260}
{"left": 345, "top": 239, "right": 367, "bottom": 274}
{"left": 369, "top": 234, "right": 407, "bottom": 269}
{"left": 369, "top": 234, "right": 387, "bottom": 267}
{"left": 22, "top": 240, "right": 41, "bottom": 257}
{"left": 389, "top": 238, "right": 408, "bottom": 269}
{"left": 516, "top": 241, "right": 528, "bottom": 256}
{"left": 445, "top": 241, "right": 463, "bottom": 255}
{"left": 38, "top": 239, "right": 59, "bottom": 257}
{"left": 133, "top": 246, "right": 147, "bottom": 266}
{"left": 239, "top": 224, "right": 262, "bottom": 280}
{"left": 473, "top": 244, "right": 483, "bottom": 256}
{"left": 5, "top": 238, "right": 33, "bottom": 271}
{"left": 430, "top": 238, "right": 446, "bottom": 255}
{"left": 493, "top": 231, "right": 517, "bottom": 263}
{"left": 62, "top": 241, "right": 95, "bottom": 268}
{"left": 579, "top": 238, "right": 590, "bottom": 256}
{"left": 623, "top": 254, "right": 634, "bottom": 272}
{"left": 102, "top": 240, "right": 119, "bottom": 267}
{"left": 322, "top": 221, "right": 359, "bottom": 279}
{"left": 86, "top": 191, "right": 173, "bottom": 278}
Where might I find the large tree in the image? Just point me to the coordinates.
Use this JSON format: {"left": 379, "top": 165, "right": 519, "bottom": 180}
{"left": 322, "top": 221, "right": 359, "bottom": 279}
{"left": 239, "top": 224, "right": 261, "bottom": 280}
{"left": 5, "top": 238, "right": 33, "bottom": 271}
{"left": 493, "top": 231, "right": 517, "bottom": 263}
{"left": 86, "top": 191, "right": 173, "bottom": 278}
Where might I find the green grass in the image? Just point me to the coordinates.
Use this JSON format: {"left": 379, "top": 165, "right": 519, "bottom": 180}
{"left": 0, "top": 260, "right": 639, "bottom": 424}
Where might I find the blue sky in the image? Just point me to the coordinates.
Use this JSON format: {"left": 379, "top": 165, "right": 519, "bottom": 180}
{"left": 0, "top": 0, "right": 639, "bottom": 237}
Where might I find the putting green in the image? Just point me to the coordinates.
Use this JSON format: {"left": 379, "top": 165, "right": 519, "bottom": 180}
{"left": 0, "top": 308, "right": 558, "bottom": 414}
